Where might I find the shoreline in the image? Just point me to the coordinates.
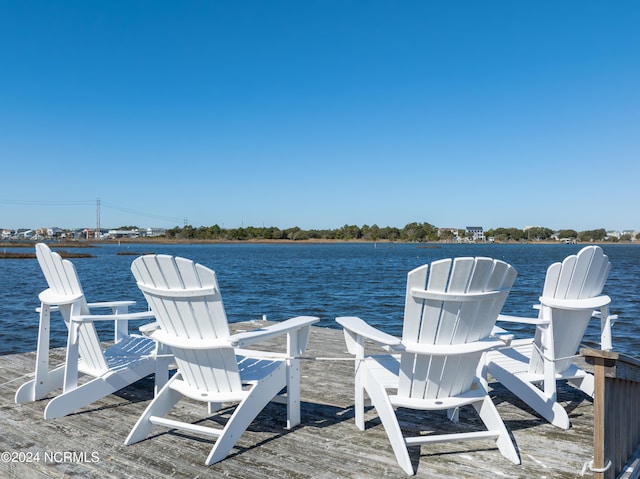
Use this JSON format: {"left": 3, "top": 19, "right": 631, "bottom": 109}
{"left": 2, "top": 238, "right": 637, "bottom": 248}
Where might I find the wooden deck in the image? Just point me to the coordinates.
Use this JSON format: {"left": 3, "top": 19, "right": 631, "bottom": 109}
{"left": 0, "top": 323, "right": 597, "bottom": 478}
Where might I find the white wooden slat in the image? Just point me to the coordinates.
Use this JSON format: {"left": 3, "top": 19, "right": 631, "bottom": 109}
{"left": 447, "top": 257, "right": 475, "bottom": 293}
{"left": 36, "top": 244, "right": 69, "bottom": 296}
{"left": 479, "top": 261, "right": 517, "bottom": 343}
{"left": 466, "top": 257, "right": 493, "bottom": 292}
{"left": 400, "top": 354, "right": 422, "bottom": 399}
{"left": 149, "top": 416, "right": 223, "bottom": 438}
{"left": 404, "top": 430, "right": 500, "bottom": 446}
{"left": 487, "top": 259, "right": 517, "bottom": 291}
{"left": 555, "top": 255, "right": 577, "bottom": 299}
{"left": 175, "top": 256, "right": 202, "bottom": 289}
{"left": 595, "top": 260, "right": 611, "bottom": 295}
{"left": 433, "top": 258, "right": 475, "bottom": 345}
{"left": 402, "top": 264, "right": 429, "bottom": 343}
{"left": 419, "top": 260, "right": 451, "bottom": 343}
{"left": 568, "top": 246, "right": 595, "bottom": 299}
{"left": 397, "top": 354, "right": 414, "bottom": 396}
{"left": 452, "top": 258, "right": 488, "bottom": 340}
{"left": 542, "top": 262, "right": 562, "bottom": 298}
{"left": 426, "top": 259, "right": 452, "bottom": 291}
{"left": 581, "top": 247, "right": 609, "bottom": 298}
{"left": 177, "top": 348, "right": 236, "bottom": 395}
{"left": 138, "top": 254, "right": 162, "bottom": 286}
{"left": 445, "top": 354, "right": 482, "bottom": 397}
{"left": 191, "top": 261, "right": 229, "bottom": 339}
{"left": 141, "top": 255, "right": 168, "bottom": 287}
{"left": 414, "top": 356, "right": 432, "bottom": 398}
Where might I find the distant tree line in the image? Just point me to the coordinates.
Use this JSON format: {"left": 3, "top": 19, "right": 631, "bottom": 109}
{"left": 165, "top": 222, "right": 441, "bottom": 242}
{"left": 162, "top": 223, "right": 627, "bottom": 243}
{"left": 483, "top": 227, "right": 611, "bottom": 243}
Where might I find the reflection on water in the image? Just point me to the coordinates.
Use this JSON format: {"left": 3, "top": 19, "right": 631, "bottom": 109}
{"left": 0, "top": 242, "right": 638, "bottom": 356}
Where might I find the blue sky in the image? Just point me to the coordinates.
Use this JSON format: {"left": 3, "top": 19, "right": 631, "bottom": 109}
{"left": 1, "top": 1, "right": 638, "bottom": 232}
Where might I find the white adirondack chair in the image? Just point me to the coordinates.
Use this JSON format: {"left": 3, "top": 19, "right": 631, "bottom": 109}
{"left": 15, "top": 243, "right": 170, "bottom": 419}
{"left": 125, "top": 254, "right": 319, "bottom": 465}
{"left": 485, "top": 245, "right": 613, "bottom": 429}
{"left": 337, "top": 257, "right": 520, "bottom": 475}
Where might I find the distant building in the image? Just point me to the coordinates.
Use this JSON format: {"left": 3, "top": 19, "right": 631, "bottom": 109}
{"left": 17, "top": 229, "right": 35, "bottom": 239}
{"left": 466, "top": 226, "right": 485, "bottom": 243}
{"left": 46, "top": 227, "right": 63, "bottom": 238}
{"left": 144, "top": 227, "right": 166, "bottom": 237}
{"left": 107, "top": 229, "right": 139, "bottom": 239}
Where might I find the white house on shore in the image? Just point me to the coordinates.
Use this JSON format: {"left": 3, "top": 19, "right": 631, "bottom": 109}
{"left": 466, "top": 226, "right": 485, "bottom": 243}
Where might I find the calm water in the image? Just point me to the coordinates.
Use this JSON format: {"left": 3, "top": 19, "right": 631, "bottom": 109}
{"left": 0, "top": 243, "right": 638, "bottom": 357}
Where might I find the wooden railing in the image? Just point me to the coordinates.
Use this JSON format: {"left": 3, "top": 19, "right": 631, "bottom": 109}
{"left": 582, "top": 348, "right": 640, "bottom": 479}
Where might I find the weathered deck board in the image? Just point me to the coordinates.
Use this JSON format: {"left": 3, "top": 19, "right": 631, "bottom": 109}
{"left": 0, "top": 323, "right": 595, "bottom": 478}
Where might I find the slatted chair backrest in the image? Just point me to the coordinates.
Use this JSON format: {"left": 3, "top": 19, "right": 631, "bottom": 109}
{"left": 399, "top": 257, "right": 517, "bottom": 400}
{"left": 530, "top": 245, "right": 611, "bottom": 374}
{"left": 35, "top": 243, "right": 109, "bottom": 374}
{"left": 131, "top": 255, "right": 242, "bottom": 397}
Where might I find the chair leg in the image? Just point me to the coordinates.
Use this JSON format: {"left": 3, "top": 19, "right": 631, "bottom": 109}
{"left": 125, "top": 376, "right": 183, "bottom": 445}
{"left": 447, "top": 407, "right": 460, "bottom": 423}
{"left": 286, "top": 356, "right": 301, "bottom": 429}
{"left": 489, "top": 363, "right": 570, "bottom": 429}
{"left": 569, "top": 372, "right": 594, "bottom": 397}
{"left": 15, "top": 365, "right": 65, "bottom": 403}
{"left": 44, "top": 360, "right": 157, "bottom": 420}
{"left": 364, "top": 367, "right": 414, "bottom": 475}
{"left": 44, "top": 368, "right": 142, "bottom": 420}
{"left": 473, "top": 395, "right": 520, "bottom": 464}
{"left": 153, "top": 349, "right": 173, "bottom": 396}
{"left": 205, "top": 366, "right": 286, "bottom": 465}
{"left": 354, "top": 359, "right": 366, "bottom": 430}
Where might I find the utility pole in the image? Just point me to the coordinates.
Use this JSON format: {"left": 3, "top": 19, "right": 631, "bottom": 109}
{"left": 96, "top": 198, "right": 101, "bottom": 240}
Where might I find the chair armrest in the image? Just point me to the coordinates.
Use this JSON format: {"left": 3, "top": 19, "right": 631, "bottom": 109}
{"left": 147, "top": 329, "right": 235, "bottom": 349}
{"left": 229, "top": 316, "right": 319, "bottom": 348}
{"left": 402, "top": 337, "right": 507, "bottom": 356}
{"left": 146, "top": 316, "right": 319, "bottom": 350}
{"left": 592, "top": 309, "right": 618, "bottom": 321}
{"left": 86, "top": 300, "right": 136, "bottom": 309}
{"left": 497, "top": 313, "right": 549, "bottom": 325}
{"left": 139, "top": 322, "right": 160, "bottom": 335}
{"left": 38, "top": 289, "right": 83, "bottom": 306}
{"left": 70, "top": 311, "right": 157, "bottom": 323}
{"left": 336, "top": 316, "right": 400, "bottom": 346}
{"left": 336, "top": 316, "right": 401, "bottom": 356}
{"left": 539, "top": 294, "right": 611, "bottom": 311}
